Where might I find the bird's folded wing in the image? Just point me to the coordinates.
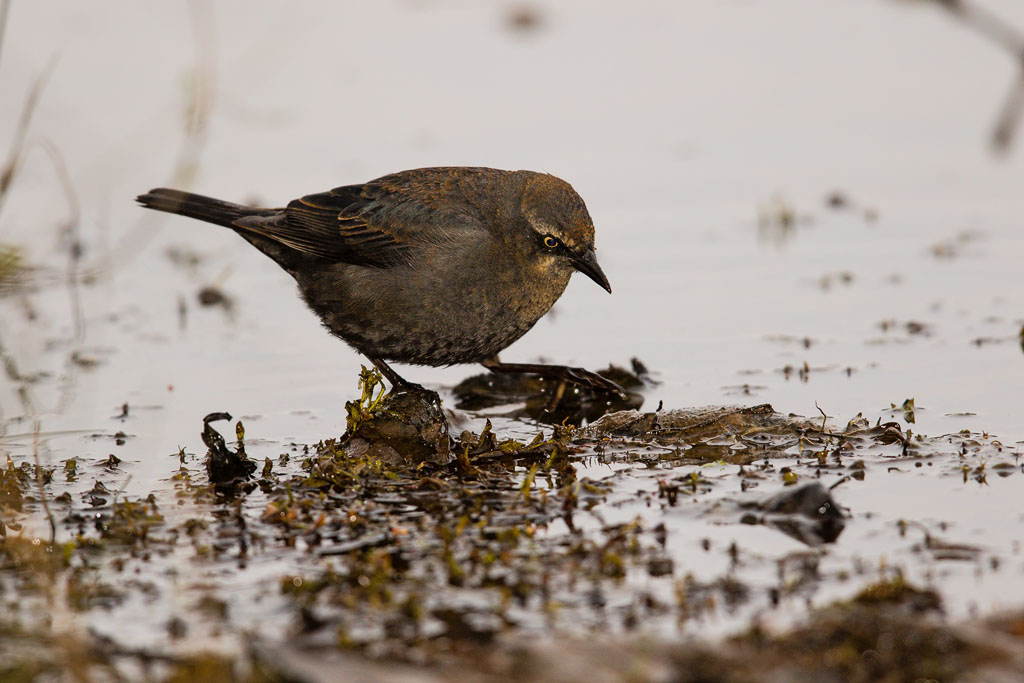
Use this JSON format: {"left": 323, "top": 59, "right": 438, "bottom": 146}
{"left": 234, "top": 182, "right": 482, "bottom": 268}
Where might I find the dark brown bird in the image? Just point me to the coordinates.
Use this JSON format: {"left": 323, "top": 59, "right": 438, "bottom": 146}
{"left": 137, "top": 166, "right": 621, "bottom": 395}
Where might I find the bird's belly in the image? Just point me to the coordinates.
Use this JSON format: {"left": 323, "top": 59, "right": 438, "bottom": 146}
{"left": 297, "top": 261, "right": 569, "bottom": 366}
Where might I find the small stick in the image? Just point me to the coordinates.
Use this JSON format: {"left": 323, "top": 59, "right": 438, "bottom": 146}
{"left": 32, "top": 420, "right": 56, "bottom": 546}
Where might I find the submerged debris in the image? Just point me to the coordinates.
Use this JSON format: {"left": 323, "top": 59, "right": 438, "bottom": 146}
{"left": 196, "top": 284, "right": 233, "bottom": 310}
{"left": 741, "top": 481, "right": 847, "bottom": 545}
{"left": 505, "top": 4, "right": 544, "bottom": 33}
{"left": 453, "top": 359, "right": 648, "bottom": 425}
{"left": 201, "top": 412, "right": 256, "bottom": 485}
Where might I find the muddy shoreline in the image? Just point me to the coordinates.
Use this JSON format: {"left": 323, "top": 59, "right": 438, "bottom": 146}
{"left": 3, "top": 368, "right": 1021, "bottom": 680}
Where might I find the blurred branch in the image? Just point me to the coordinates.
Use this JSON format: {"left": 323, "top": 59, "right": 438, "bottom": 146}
{"left": 32, "top": 421, "right": 56, "bottom": 546}
{"left": 176, "top": 0, "right": 217, "bottom": 185}
{"left": 991, "top": 70, "right": 1024, "bottom": 149}
{"left": 918, "top": 0, "right": 1024, "bottom": 153}
{"left": 20, "top": 139, "right": 88, "bottom": 412}
{"left": 935, "top": 0, "right": 1024, "bottom": 56}
{"left": 85, "top": 0, "right": 216, "bottom": 279}
{"left": 0, "top": 59, "right": 57, "bottom": 219}
{"left": 19, "top": 137, "right": 81, "bottom": 230}
{"left": 0, "top": 0, "right": 10, "bottom": 66}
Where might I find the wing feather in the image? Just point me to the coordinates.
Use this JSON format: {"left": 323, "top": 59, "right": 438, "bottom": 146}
{"left": 232, "top": 169, "right": 496, "bottom": 267}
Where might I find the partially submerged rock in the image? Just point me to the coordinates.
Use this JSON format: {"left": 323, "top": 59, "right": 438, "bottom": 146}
{"left": 345, "top": 388, "right": 451, "bottom": 467}
{"left": 336, "top": 367, "right": 455, "bottom": 466}
{"left": 586, "top": 404, "right": 818, "bottom": 446}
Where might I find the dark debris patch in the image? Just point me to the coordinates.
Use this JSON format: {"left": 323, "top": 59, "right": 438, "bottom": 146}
{"left": 740, "top": 481, "right": 847, "bottom": 546}
{"left": 452, "top": 359, "right": 647, "bottom": 425}
{"left": 202, "top": 411, "right": 257, "bottom": 486}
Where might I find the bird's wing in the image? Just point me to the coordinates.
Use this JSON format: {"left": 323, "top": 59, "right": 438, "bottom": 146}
{"left": 233, "top": 176, "right": 484, "bottom": 268}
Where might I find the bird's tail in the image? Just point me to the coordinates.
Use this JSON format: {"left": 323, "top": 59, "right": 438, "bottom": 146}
{"left": 136, "top": 188, "right": 264, "bottom": 229}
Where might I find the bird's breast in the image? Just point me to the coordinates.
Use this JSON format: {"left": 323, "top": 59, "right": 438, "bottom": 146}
{"left": 298, "top": 243, "right": 572, "bottom": 366}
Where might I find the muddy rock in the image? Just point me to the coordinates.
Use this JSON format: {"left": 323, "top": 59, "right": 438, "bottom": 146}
{"left": 346, "top": 389, "right": 452, "bottom": 466}
{"left": 586, "top": 404, "right": 818, "bottom": 445}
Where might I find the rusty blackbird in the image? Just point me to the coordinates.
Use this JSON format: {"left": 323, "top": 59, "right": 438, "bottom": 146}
{"left": 137, "top": 166, "right": 621, "bottom": 395}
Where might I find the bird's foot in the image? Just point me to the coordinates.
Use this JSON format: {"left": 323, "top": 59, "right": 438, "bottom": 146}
{"left": 368, "top": 355, "right": 428, "bottom": 395}
{"left": 389, "top": 378, "right": 429, "bottom": 395}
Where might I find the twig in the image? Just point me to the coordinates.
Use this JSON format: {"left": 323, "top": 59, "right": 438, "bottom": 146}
{"left": 84, "top": 0, "right": 217, "bottom": 279}
{"left": 938, "top": 0, "right": 1024, "bottom": 57}
{"left": 19, "top": 138, "right": 83, "bottom": 309}
{"left": 0, "top": 0, "right": 10, "bottom": 66}
{"left": 991, "top": 70, "right": 1024, "bottom": 151}
{"left": 814, "top": 402, "right": 828, "bottom": 434}
{"left": 32, "top": 420, "right": 56, "bottom": 545}
{"left": 18, "top": 137, "right": 82, "bottom": 239}
{"left": 5, "top": 136, "right": 86, "bottom": 412}
{"left": 0, "top": 333, "right": 36, "bottom": 417}
{"left": 829, "top": 474, "right": 852, "bottom": 491}
{"left": 0, "top": 58, "right": 57, "bottom": 218}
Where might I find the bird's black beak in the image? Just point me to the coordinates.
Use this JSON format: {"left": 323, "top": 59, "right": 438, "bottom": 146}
{"left": 571, "top": 249, "right": 612, "bottom": 293}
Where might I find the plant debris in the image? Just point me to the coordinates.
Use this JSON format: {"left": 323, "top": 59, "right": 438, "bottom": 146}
{"left": 0, "top": 368, "right": 1020, "bottom": 679}
{"left": 201, "top": 411, "right": 256, "bottom": 485}
{"left": 452, "top": 358, "right": 648, "bottom": 425}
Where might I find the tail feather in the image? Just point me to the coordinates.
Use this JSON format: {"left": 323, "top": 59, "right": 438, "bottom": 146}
{"left": 136, "top": 188, "right": 270, "bottom": 229}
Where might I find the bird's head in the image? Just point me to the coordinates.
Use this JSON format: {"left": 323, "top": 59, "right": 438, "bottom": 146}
{"left": 519, "top": 173, "right": 611, "bottom": 293}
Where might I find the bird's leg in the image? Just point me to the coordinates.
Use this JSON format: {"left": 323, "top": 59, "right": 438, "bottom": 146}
{"left": 363, "top": 356, "right": 448, "bottom": 436}
{"left": 367, "top": 355, "right": 426, "bottom": 393}
{"left": 480, "top": 356, "right": 627, "bottom": 398}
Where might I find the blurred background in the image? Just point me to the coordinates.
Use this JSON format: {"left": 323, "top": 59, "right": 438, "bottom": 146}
{"left": 1, "top": 0, "right": 1023, "bottom": 475}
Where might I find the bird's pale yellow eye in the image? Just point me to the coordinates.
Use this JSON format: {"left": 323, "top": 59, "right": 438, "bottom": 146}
{"left": 543, "top": 235, "right": 559, "bottom": 249}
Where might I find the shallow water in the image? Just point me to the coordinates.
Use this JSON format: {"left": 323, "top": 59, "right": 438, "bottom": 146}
{"left": 2, "top": 0, "right": 1024, "bottom": 670}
